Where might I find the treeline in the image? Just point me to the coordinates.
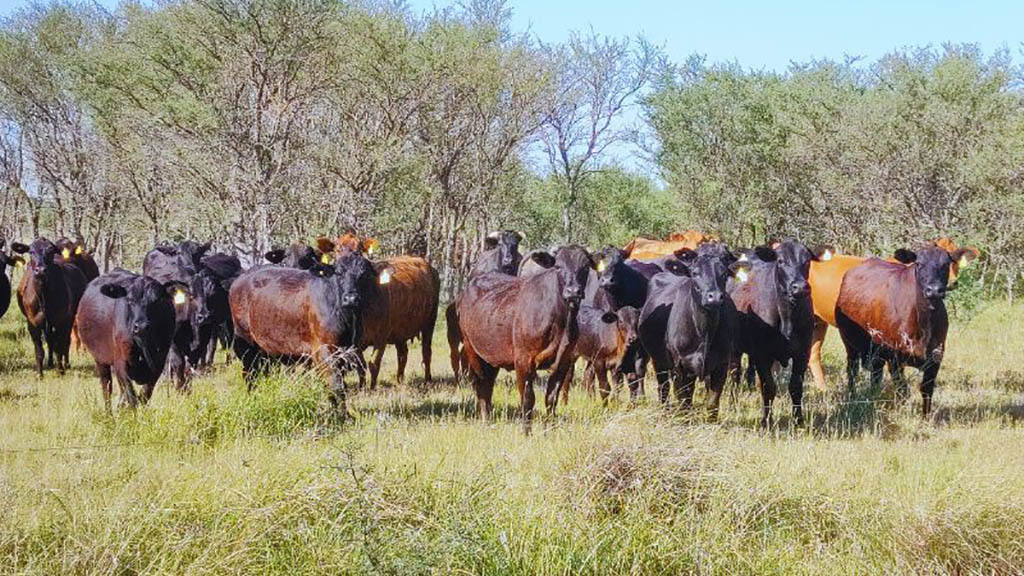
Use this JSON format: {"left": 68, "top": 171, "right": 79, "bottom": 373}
{"left": 0, "top": 0, "right": 1021, "bottom": 300}
{"left": 645, "top": 48, "right": 1024, "bottom": 297}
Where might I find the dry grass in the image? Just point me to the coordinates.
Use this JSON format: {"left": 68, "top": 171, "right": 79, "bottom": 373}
{"left": 1, "top": 302, "right": 1023, "bottom": 574}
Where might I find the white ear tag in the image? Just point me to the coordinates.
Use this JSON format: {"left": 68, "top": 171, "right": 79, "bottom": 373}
{"left": 822, "top": 249, "right": 833, "bottom": 261}
{"left": 173, "top": 290, "right": 187, "bottom": 306}
{"left": 379, "top": 269, "right": 391, "bottom": 285}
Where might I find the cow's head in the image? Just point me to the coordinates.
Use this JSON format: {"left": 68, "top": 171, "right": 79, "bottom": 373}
{"left": 100, "top": 276, "right": 186, "bottom": 372}
{"left": 754, "top": 239, "right": 815, "bottom": 304}
{"left": 484, "top": 230, "right": 524, "bottom": 275}
{"left": 313, "top": 251, "right": 391, "bottom": 310}
{"left": 333, "top": 232, "right": 378, "bottom": 256}
{"left": 667, "top": 243, "right": 748, "bottom": 310}
{"left": 594, "top": 245, "right": 631, "bottom": 292}
{"left": 526, "top": 244, "right": 595, "bottom": 309}
{"left": 614, "top": 305, "right": 640, "bottom": 348}
{"left": 13, "top": 238, "right": 58, "bottom": 283}
{"left": 265, "top": 243, "right": 318, "bottom": 269}
{"left": 894, "top": 245, "right": 973, "bottom": 301}
{"left": 0, "top": 239, "right": 23, "bottom": 274}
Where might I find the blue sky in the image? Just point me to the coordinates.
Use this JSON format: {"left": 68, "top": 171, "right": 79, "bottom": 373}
{"left": 406, "top": 0, "right": 1024, "bottom": 71}
{"left": 1, "top": 0, "right": 1020, "bottom": 70}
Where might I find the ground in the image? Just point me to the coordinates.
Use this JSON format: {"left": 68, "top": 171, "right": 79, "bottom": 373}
{"left": 1, "top": 302, "right": 1023, "bottom": 575}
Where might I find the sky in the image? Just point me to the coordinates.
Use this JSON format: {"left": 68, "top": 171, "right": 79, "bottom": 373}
{"left": 0, "top": 0, "right": 1021, "bottom": 72}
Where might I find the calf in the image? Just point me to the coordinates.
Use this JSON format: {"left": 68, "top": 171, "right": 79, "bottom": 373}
{"left": 835, "top": 245, "right": 970, "bottom": 416}
{"left": 572, "top": 305, "right": 641, "bottom": 402}
{"left": 458, "top": 245, "right": 595, "bottom": 432}
{"left": 0, "top": 240, "right": 24, "bottom": 321}
{"left": 638, "top": 243, "right": 747, "bottom": 418}
{"left": 230, "top": 251, "right": 390, "bottom": 412}
{"left": 447, "top": 230, "right": 524, "bottom": 379}
{"left": 76, "top": 270, "right": 185, "bottom": 409}
{"left": 728, "top": 241, "right": 816, "bottom": 427}
{"left": 12, "top": 238, "right": 88, "bottom": 376}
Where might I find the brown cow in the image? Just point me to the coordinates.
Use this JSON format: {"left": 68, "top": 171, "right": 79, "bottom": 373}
{"left": 230, "top": 251, "right": 391, "bottom": 412}
{"left": 808, "top": 239, "right": 978, "bottom": 390}
{"left": 623, "top": 231, "right": 719, "bottom": 261}
{"left": 358, "top": 255, "right": 440, "bottom": 388}
{"left": 318, "top": 235, "right": 441, "bottom": 388}
{"left": 447, "top": 230, "right": 524, "bottom": 380}
{"left": 835, "top": 245, "right": 971, "bottom": 416}
{"left": 458, "top": 245, "right": 596, "bottom": 433}
{"left": 12, "top": 238, "right": 89, "bottom": 377}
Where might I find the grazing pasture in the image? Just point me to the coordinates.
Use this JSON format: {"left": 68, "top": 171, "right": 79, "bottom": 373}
{"left": 1, "top": 299, "right": 1023, "bottom": 574}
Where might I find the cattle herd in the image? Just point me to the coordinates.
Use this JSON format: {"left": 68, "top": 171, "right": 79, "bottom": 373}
{"left": 0, "top": 230, "right": 978, "bottom": 433}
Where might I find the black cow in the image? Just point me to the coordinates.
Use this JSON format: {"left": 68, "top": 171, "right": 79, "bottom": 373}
{"left": 142, "top": 240, "right": 212, "bottom": 389}
{"left": 728, "top": 241, "right": 817, "bottom": 427}
{"left": 264, "top": 243, "right": 321, "bottom": 269}
{"left": 190, "top": 253, "right": 243, "bottom": 367}
{"left": 638, "top": 243, "right": 748, "bottom": 418}
{"left": 0, "top": 239, "right": 24, "bottom": 321}
{"left": 76, "top": 270, "right": 186, "bottom": 409}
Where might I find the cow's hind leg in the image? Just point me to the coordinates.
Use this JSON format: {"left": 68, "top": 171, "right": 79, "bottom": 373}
{"left": 462, "top": 342, "right": 496, "bottom": 420}
{"left": 368, "top": 346, "right": 385, "bottom": 389}
{"left": 395, "top": 341, "right": 409, "bottom": 387}
{"left": 755, "top": 357, "right": 777, "bottom": 428}
{"left": 515, "top": 359, "right": 537, "bottom": 434}
{"left": 97, "top": 363, "right": 113, "bottom": 412}
{"left": 888, "top": 358, "right": 908, "bottom": 403}
{"left": 233, "top": 337, "right": 264, "bottom": 392}
{"left": 809, "top": 319, "right": 829, "bottom": 391}
{"left": 421, "top": 323, "right": 434, "bottom": 384}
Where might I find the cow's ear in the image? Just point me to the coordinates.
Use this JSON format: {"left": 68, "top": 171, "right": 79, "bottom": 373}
{"left": 893, "top": 249, "right": 917, "bottom": 264}
{"left": 951, "top": 248, "right": 976, "bottom": 269}
{"left": 529, "top": 251, "right": 556, "bottom": 269}
{"left": 363, "top": 238, "right": 379, "bottom": 256}
{"left": 600, "top": 311, "right": 618, "bottom": 324}
{"left": 100, "top": 284, "right": 128, "bottom": 299}
{"left": 155, "top": 244, "right": 177, "bottom": 256}
{"left": 197, "top": 242, "right": 212, "bottom": 256}
{"left": 163, "top": 281, "right": 190, "bottom": 306}
{"left": 374, "top": 264, "right": 395, "bottom": 285}
{"left": 767, "top": 238, "right": 781, "bottom": 250}
{"left": 730, "top": 260, "right": 752, "bottom": 283}
{"left": 264, "top": 249, "right": 285, "bottom": 264}
{"left": 812, "top": 245, "right": 835, "bottom": 261}
{"left": 673, "top": 247, "right": 697, "bottom": 262}
{"left": 10, "top": 242, "right": 28, "bottom": 254}
{"left": 6, "top": 255, "right": 24, "bottom": 268}
{"left": 315, "top": 237, "right": 336, "bottom": 255}
{"left": 622, "top": 239, "right": 636, "bottom": 258}
{"left": 664, "top": 259, "right": 689, "bottom": 276}
{"left": 753, "top": 246, "right": 778, "bottom": 262}
{"left": 484, "top": 232, "right": 499, "bottom": 250}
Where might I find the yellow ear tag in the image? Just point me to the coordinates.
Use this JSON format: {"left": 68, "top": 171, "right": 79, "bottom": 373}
{"left": 320, "top": 253, "right": 331, "bottom": 264}
{"left": 379, "top": 269, "right": 391, "bottom": 285}
{"left": 822, "top": 249, "right": 833, "bottom": 261}
{"left": 75, "top": 245, "right": 83, "bottom": 255}
{"left": 14, "top": 259, "right": 23, "bottom": 268}
{"left": 173, "top": 290, "right": 187, "bottom": 306}
{"left": 596, "top": 259, "right": 606, "bottom": 272}
{"left": 958, "top": 255, "right": 970, "bottom": 269}
{"left": 367, "top": 240, "right": 378, "bottom": 256}
{"left": 61, "top": 248, "right": 71, "bottom": 259}
{"left": 735, "top": 268, "right": 749, "bottom": 283}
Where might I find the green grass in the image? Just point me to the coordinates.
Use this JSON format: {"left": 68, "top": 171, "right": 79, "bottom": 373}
{"left": 2, "top": 302, "right": 1024, "bottom": 574}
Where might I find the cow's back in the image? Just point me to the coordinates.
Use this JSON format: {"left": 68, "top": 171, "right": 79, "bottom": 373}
{"left": 809, "top": 254, "right": 867, "bottom": 326}
{"left": 76, "top": 277, "right": 129, "bottom": 366}
{"left": 231, "top": 267, "right": 322, "bottom": 357}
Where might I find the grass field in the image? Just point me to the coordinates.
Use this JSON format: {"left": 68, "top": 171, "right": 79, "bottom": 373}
{"left": 2, "top": 301, "right": 1024, "bottom": 575}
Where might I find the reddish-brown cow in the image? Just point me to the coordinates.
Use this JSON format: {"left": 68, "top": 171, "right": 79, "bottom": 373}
{"left": 458, "top": 245, "right": 595, "bottom": 433}
{"left": 835, "top": 245, "right": 971, "bottom": 416}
